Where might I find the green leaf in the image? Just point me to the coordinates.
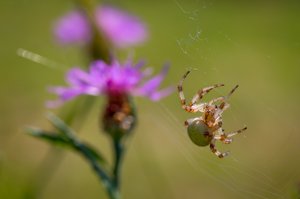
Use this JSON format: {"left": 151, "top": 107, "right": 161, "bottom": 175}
{"left": 26, "top": 127, "right": 70, "bottom": 146}
{"left": 75, "top": 143, "right": 104, "bottom": 163}
{"left": 46, "top": 112, "right": 76, "bottom": 140}
{"left": 27, "top": 114, "right": 107, "bottom": 165}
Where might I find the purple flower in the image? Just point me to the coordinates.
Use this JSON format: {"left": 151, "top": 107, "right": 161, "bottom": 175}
{"left": 47, "top": 59, "right": 173, "bottom": 107}
{"left": 54, "top": 11, "right": 91, "bottom": 45}
{"left": 54, "top": 5, "right": 148, "bottom": 48}
{"left": 95, "top": 6, "right": 147, "bottom": 48}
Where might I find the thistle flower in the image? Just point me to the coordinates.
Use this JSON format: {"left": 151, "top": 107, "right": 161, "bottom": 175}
{"left": 54, "top": 11, "right": 91, "bottom": 45}
{"left": 48, "top": 59, "right": 172, "bottom": 107}
{"left": 54, "top": 5, "right": 148, "bottom": 48}
{"left": 47, "top": 59, "right": 173, "bottom": 137}
{"left": 95, "top": 6, "right": 147, "bottom": 48}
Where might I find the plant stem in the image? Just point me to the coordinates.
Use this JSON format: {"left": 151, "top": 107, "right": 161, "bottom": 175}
{"left": 74, "top": 142, "right": 119, "bottom": 199}
{"left": 112, "top": 139, "right": 124, "bottom": 190}
{"left": 76, "top": 0, "right": 111, "bottom": 62}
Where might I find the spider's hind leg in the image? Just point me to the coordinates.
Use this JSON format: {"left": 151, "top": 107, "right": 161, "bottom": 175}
{"left": 226, "top": 126, "right": 247, "bottom": 138}
{"left": 214, "top": 127, "right": 247, "bottom": 144}
{"left": 209, "top": 139, "right": 230, "bottom": 158}
{"left": 214, "top": 131, "right": 233, "bottom": 144}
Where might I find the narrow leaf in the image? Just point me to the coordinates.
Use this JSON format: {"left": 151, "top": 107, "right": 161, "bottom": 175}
{"left": 26, "top": 127, "right": 70, "bottom": 146}
{"left": 75, "top": 143, "right": 105, "bottom": 163}
{"left": 46, "top": 112, "right": 76, "bottom": 140}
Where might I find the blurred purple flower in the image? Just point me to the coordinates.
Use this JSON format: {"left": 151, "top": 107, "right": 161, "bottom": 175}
{"left": 95, "top": 6, "right": 147, "bottom": 48}
{"left": 54, "top": 6, "right": 148, "bottom": 48}
{"left": 54, "top": 11, "right": 91, "bottom": 45}
{"left": 47, "top": 59, "right": 173, "bottom": 107}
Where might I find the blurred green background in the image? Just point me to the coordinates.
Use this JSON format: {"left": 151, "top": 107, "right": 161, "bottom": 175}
{"left": 1, "top": 0, "right": 300, "bottom": 198}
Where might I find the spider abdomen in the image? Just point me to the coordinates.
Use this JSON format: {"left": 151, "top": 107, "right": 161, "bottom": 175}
{"left": 187, "top": 121, "right": 212, "bottom": 146}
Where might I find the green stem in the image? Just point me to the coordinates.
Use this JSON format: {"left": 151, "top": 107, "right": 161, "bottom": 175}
{"left": 112, "top": 139, "right": 124, "bottom": 190}
{"left": 74, "top": 143, "right": 119, "bottom": 199}
{"left": 76, "top": 0, "right": 111, "bottom": 62}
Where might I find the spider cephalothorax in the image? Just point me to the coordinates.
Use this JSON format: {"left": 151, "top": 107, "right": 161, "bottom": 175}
{"left": 178, "top": 70, "right": 247, "bottom": 158}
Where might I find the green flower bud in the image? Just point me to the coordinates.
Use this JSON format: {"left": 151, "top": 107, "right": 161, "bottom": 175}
{"left": 102, "top": 93, "right": 136, "bottom": 141}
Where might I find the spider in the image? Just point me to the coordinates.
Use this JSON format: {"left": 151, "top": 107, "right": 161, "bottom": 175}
{"left": 178, "top": 70, "right": 247, "bottom": 158}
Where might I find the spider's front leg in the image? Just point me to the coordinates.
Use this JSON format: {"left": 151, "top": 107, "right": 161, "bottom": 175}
{"left": 178, "top": 70, "right": 223, "bottom": 113}
{"left": 209, "top": 85, "right": 239, "bottom": 110}
{"left": 178, "top": 71, "right": 198, "bottom": 112}
{"left": 190, "top": 83, "right": 224, "bottom": 106}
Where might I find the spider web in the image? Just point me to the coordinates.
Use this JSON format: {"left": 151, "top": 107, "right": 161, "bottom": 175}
{"left": 17, "top": 46, "right": 298, "bottom": 199}
{"left": 155, "top": 101, "right": 286, "bottom": 199}
{"left": 17, "top": 40, "right": 297, "bottom": 199}
{"left": 15, "top": 1, "right": 300, "bottom": 198}
{"left": 143, "top": 0, "right": 300, "bottom": 198}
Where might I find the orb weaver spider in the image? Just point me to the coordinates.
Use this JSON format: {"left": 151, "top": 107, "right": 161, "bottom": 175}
{"left": 178, "top": 70, "right": 247, "bottom": 158}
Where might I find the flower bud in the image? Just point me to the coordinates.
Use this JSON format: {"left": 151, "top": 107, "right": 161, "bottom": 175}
{"left": 102, "top": 93, "right": 136, "bottom": 140}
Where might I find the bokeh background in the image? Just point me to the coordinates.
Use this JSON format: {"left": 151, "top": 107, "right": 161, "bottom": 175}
{"left": 1, "top": 0, "right": 300, "bottom": 198}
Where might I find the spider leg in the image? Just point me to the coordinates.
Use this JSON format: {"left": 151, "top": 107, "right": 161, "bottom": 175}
{"left": 178, "top": 70, "right": 205, "bottom": 112}
{"left": 226, "top": 126, "right": 247, "bottom": 138}
{"left": 190, "top": 83, "right": 224, "bottom": 106}
{"left": 209, "top": 84, "right": 238, "bottom": 105}
{"left": 209, "top": 120, "right": 223, "bottom": 132}
{"left": 211, "top": 86, "right": 238, "bottom": 121}
{"left": 212, "top": 101, "right": 230, "bottom": 124}
{"left": 214, "top": 127, "right": 247, "bottom": 144}
{"left": 227, "top": 84, "right": 239, "bottom": 97}
{"left": 214, "top": 129, "right": 233, "bottom": 144}
{"left": 218, "top": 85, "right": 239, "bottom": 110}
{"left": 209, "top": 138, "right": 230, "bottom": 158}
{"left": 209, "top": 96, "right": 226, "bottom": 105}
{"left": 213, "top": 85, "right": 240, "bottom": 124}
{"left": 178, "top": 70, "right": 191, "bottom": 111}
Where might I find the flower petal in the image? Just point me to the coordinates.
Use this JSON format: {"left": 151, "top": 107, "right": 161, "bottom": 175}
{"left": 54, "top": 11, "right": 91, "bottom": 45}
{"left": 48, "top": 86, "right": 83, "bottom": 101}
{"left": 66, "top": 67, "right": 91, "bottom": 86}
{"left": 148, "top": 86, "right": 175, "bottom": 101}
{"left": 136, "top": 63, "right": 169, "bottom": 96}
{"left": 47, "top": 58, "right": 172, "bottom": 108}
{"left": 96, "top": 6, "right": 148, "bottom": 48}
